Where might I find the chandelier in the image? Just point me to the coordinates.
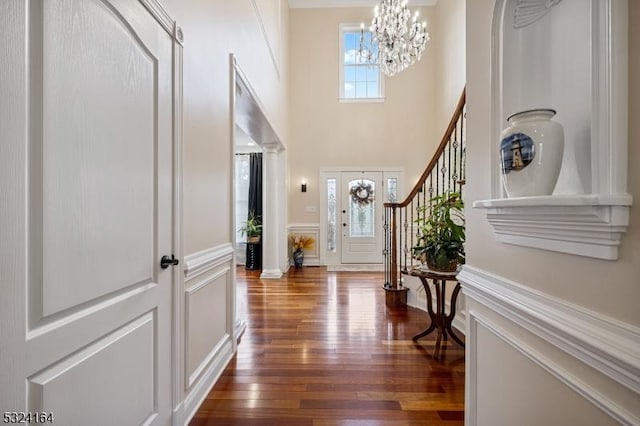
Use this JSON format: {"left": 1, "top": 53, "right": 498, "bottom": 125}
{"left": 359, "top": 0, "right": 430, "bottom": 77}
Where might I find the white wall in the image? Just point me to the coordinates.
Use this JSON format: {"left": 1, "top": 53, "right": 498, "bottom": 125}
{"left": 434, "top": 0, "right": 466, "bottom": 136}
{"left": 163, "top": 0, "right": 289, "bottom": 255}
{"left": 158, "top": 0, "right": 289, "bottom": 422}
{"left": 463, "top": 0, "right": 640, "bottom": 424}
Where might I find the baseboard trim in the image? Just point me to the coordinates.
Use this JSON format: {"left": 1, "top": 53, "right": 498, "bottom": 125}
{"left": 260, "top": 268, "right": 283, "bottom": 279}
{"left": 327, "top": 264, "right": 384, "bottom": 272}
{"left": 234, "top": 319, "right": 247, "bottom": 344}
{"left": 173, "top": 336, "right": 234, "bottom": 426}
{"left": 458, "top": 265, "right": 640, "bottom": 394}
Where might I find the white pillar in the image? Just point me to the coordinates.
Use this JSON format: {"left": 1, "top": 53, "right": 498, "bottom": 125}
{"left": 260, "top": 145, "right": 283, "bottom": 279}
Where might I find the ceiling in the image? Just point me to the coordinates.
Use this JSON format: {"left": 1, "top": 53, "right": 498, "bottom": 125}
{"left": 288, "top": 0, "right": 437, "bottom": 8}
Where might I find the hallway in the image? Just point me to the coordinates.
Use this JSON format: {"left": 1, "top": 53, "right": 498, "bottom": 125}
{"left": 190, "top": 267, "right": 465, "bottom": 425}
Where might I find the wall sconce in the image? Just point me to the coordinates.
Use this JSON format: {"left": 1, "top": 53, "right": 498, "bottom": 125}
{"left": 301, "top": 181, "right": 307, "bottom": 193}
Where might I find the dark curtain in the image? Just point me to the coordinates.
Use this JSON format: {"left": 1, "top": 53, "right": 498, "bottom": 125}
{"left": 246, "top": 153, "right": 263, "bottom": 270}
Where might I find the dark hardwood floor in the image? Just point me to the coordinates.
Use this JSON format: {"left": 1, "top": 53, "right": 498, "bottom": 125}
{"left": 190, "top": 266, "right": 465, "bottom": 425}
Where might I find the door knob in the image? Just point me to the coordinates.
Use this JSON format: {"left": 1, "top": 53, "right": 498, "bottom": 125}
{"left": 343, "top": 223, "right": 347, "bottom": 227}
{"left": 160, "top": 254, "right": 179, "bottom": 269}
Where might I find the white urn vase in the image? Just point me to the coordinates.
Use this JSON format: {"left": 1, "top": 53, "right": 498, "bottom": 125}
{"left": 500, "top": 108, "right": 564, "bottom": 197}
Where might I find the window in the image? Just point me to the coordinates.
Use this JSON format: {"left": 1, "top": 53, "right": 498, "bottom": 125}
{"left": 235, "top": 155, "right": 250, "bottom": 243}
{"left": 327, "top": 178, "right": 337, "bottom": 252}
{"left": 339, "top": 24, "right": 383, "bottom": 101}
{"left": 348, "top": 179, "right": 376, "bottom": 238}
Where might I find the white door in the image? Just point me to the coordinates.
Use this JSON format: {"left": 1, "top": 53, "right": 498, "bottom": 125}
{"left": 1, "top": 1, "right": 176, "bottom": 425}
{"left": 341, "top": 172, "right": 384, "bottom": 263}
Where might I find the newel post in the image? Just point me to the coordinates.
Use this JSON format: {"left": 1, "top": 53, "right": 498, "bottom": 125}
{"left": 384, "top": 205, "right": 408, "bottom": 308}
{"left": 390, "top": 205, "right": 398, "bottom": 289}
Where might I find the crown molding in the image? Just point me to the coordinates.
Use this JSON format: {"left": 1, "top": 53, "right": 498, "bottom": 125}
{"left": 288, "top": 0, "right": 437, "bottom": 9}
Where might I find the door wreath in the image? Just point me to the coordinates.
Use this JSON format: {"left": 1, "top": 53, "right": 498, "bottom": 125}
{"left": 350, "top": 181, "right": 375, "bottom": 207}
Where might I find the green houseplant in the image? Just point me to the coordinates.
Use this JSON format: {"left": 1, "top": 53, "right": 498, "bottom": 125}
{"left": 412, "top": 192, "right": 465, "bottom": 272}
{"left": 239, "top": 212, "right": 262, "bottom": 244}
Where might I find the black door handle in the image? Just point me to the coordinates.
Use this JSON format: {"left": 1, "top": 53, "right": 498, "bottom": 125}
{"left": 160, "top": 254, "right": 179, "bottom": 269}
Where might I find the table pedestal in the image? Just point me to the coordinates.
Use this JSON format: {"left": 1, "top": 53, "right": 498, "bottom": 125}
{"left": 409, "top": 267, "right": 464, "bottom": 359}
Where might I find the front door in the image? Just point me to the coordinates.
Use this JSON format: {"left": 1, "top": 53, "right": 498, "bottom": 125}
{"left": 341, "top": 172, "right": 384, "bottom": 263}
{"left": 1, "top": 1, "right": 176, "bottom": 424}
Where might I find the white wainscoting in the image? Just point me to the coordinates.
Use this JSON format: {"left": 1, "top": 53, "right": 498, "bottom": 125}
{"left": 175, "top": 243, "right": 235, "bottom": 426}
{"left": 459, "top": 265, "right": 640, "bottom": 425}
{"left": 183, "top": 243, "right": 234, "bottom": 281}
{"left": 185, "top": 268, "right": 231, "bottom": 388}
{"left": 287, "top": 223, "right": 320, "bottom": 266}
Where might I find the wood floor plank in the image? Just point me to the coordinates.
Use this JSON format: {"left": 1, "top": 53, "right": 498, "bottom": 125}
{"left": 190, "top": 266, "right": 465, "bottom": 424}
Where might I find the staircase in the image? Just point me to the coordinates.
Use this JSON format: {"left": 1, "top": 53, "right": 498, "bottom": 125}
{"left": 383, "top": 88, "right": 466, "bottom": 305}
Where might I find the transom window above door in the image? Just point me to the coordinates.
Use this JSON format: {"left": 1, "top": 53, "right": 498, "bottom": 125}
{"left": 339, "top": 24, "right": 384, "bottom": 101}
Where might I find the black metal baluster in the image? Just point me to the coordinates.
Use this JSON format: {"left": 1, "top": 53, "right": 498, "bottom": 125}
{"left": 410, "top": 199, "right": 415, "bottom": 270}
{"left": 447, "top": 139, "right": 452, "bottom": 193}
{"left": 383, "top": 207, "right": 389, "bottom": 286}
{"left": 460, "top": 108, "right": 465, "bottom": 190}
{"left": 430, "top": 169, "right": 434, "bottom": 201}
{"left": 435, "top": 158, "right": 440, "bottom": 199}
{"left": 452, "top": 124, "right": 459, "bottom": 194}
{"left": 403, "top": 207, "right": 409, "bottom": 273}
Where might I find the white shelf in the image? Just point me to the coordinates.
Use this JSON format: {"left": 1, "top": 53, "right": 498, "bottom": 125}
{"left": 473, "top": 195, "right": 632, "bottom": 260}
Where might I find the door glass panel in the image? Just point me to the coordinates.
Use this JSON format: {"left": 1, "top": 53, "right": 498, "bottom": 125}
{"left": 349, "top": 179, "right": 375, "bottom": 238}
{"left": 327, "top": 178, "right": 337, "bottom": 252}
{"left": 387, "top": 178, "right": 397, "bottom": 202}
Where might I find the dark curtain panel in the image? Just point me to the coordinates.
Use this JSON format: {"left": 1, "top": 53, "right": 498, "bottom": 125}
{"left": 246, "top": 153, "right": 263, "bottom": 270}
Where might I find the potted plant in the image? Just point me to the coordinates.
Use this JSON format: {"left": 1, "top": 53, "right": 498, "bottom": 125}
{"left": 412, "top": 192, "right": 465, "bottom": 272}
{"left": 288, "top": 234, "right": 315, "bottom": 268}
{"left": 239, "top": 212, "right": 262, "bottom": 244}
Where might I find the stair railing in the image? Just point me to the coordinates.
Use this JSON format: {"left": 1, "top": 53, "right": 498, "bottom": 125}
{"left": 383, "top": 88, "right": 466, "bottom": 290}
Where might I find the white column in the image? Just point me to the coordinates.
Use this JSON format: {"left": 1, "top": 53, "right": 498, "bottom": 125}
{"left": 260, "top": 145, "right": 283, "bottom": 279}
{"left": 277, "top": 149, "right": 289, "bottom": 273}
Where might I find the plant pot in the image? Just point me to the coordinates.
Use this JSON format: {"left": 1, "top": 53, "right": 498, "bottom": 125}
{"left": 247, "top": 235, "right": 261, "bottom": 244}
{"left": 500, "top": 108, "right": 564, "bottom": 197}
{"left": 293, "top": 248, "right": 304, "bottom": 268}
{"left": 426, "top": 258, "right": 458, "bottom": 273}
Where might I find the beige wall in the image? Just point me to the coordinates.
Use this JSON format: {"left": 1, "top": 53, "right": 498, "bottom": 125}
{"left": 465, "top": 0, "right": 639, "bottom": 424}
{"left": 162, "top": 0, "right": 289, "bottom": 255}
{"left": 288, "top": 6, "right": 438, "bottom": 223}
{"left": 434, "top": 0, "right": 466, "bottom": 136}
{"left": 397, "top": 0, "right": 467, "bottom": 311}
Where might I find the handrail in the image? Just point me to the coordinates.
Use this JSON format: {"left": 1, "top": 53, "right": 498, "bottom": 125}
{"left": 382, "top": 87, "right": 466, "bottom": 294}
{"left": 385, "top": 88, "right": 466, "bottom": 209}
